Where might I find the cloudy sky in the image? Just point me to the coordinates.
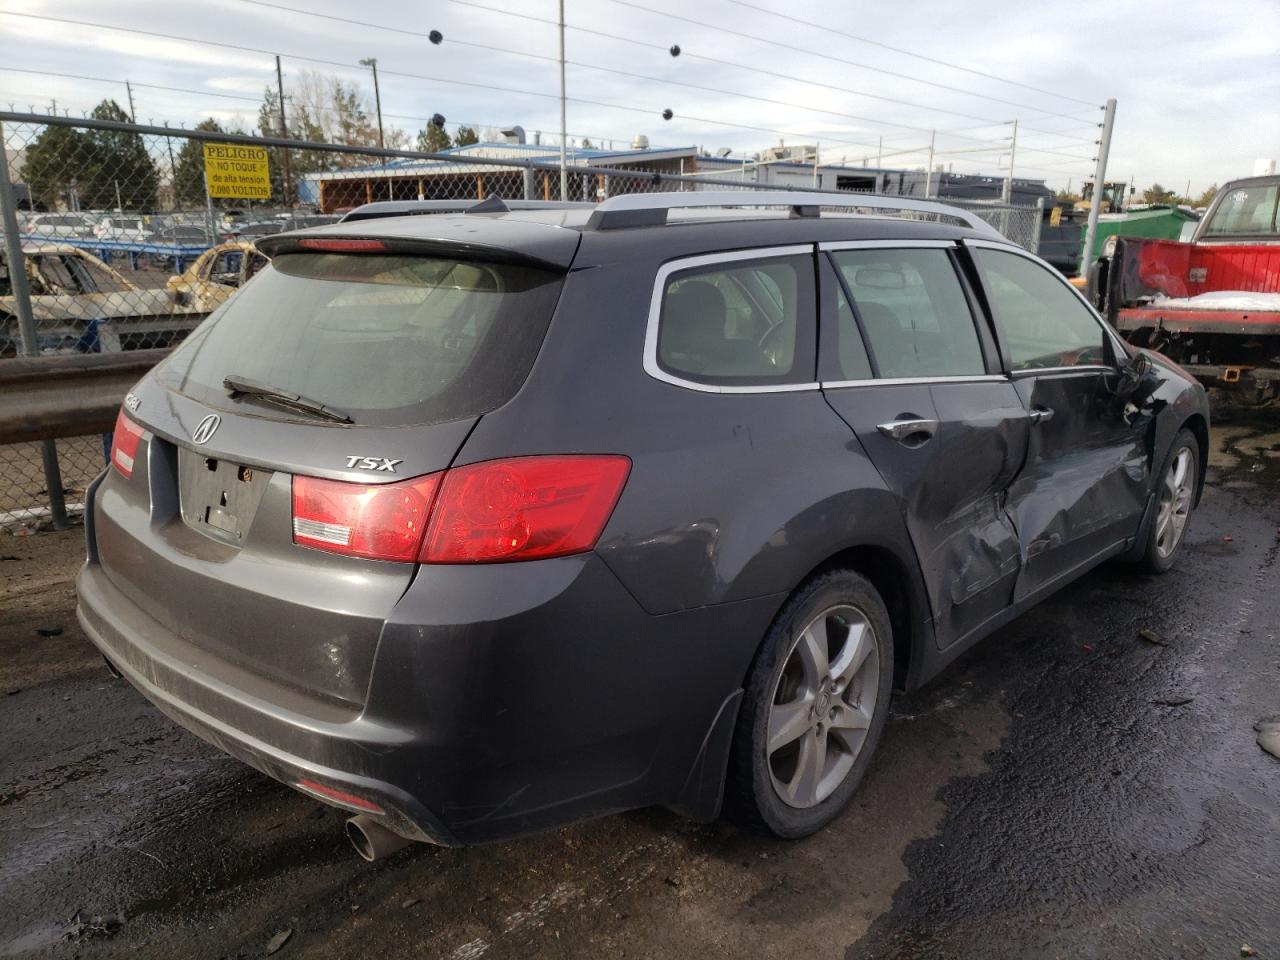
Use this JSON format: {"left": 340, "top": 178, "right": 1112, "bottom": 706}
{"left": 2, "top": 0, "right": 1277, "bottom": 194}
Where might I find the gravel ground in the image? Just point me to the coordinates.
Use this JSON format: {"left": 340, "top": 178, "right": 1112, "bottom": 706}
{"left": 1, "top": 411, "right": 1277, "bottom": 960}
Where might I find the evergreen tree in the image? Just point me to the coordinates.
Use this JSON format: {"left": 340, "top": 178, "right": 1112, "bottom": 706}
{"left": 21, "top": 123, "right": 90, "bottom": 210}
{"left": 453, "top": 126, "right": 479, "bottom": 147}
{"left": 83, "top": 100, "right": 159, "bottom": 210}
{"left": 417, "top": 123, "right": 452, "bottom": 154}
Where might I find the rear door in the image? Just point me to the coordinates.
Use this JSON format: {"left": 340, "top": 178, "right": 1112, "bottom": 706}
{"left": 966, "top": 241, "right": 1148, "bottom": 601}
{"left": 818, "top": 241, "right": 1029, "bottom": 648}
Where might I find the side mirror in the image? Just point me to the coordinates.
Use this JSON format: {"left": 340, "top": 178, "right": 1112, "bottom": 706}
{"left": 1114, "top": 350, "right": 1151, "bottom": 398}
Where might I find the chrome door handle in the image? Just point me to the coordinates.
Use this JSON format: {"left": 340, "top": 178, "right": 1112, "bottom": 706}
{"left": 876, "top": 418, "right": 939, "bottom": 442}
{"left": 1029, "top": 406, "right": 1055, "bottom": 425}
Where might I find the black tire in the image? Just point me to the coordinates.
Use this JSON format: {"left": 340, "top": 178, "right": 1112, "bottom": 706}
{"left": 724, "top": 570, "right": 894, "bottom": 838}
{"left": 1135, "top": 427, "right": 1200, "bottom": 574}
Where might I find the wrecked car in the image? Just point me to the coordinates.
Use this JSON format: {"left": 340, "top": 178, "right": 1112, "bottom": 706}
{"left": 1099, "top": 175, "right": 1280, "bottom": 402}
{"left": 166, "top": 241, "right": 270, "bottom": 314}
{"left": 78, "top": 192, "right": 1210, "bottom": 859}
{"left": 1, "top": 242, "right": 202, "bottom": 354}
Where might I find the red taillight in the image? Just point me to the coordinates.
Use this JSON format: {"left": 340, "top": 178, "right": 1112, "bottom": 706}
{"left": 296, "top": 238, "right": 387, "bottom": 252}
{"left": 289, "top": 456, "right": 630, "bottom": 564}
{"left": 423, "top": 456, "right": 631, "bottom": 563}
{"left": 110, "top": 409, "right": 145, "bottom": 478}
{"left": 292, "top": 473, "right": 441, "bottom": 562}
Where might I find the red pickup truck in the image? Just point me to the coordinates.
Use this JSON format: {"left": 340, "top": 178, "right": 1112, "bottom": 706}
{"left": 1099, "top": 175, "right": 1280, "bottom": 403}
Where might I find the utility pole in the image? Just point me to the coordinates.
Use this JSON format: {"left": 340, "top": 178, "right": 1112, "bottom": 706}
{"left": 125, "top": 81, "right": 136, "bottom": 123}
{"left": 360, "top": 57, "right": 385, "bottom": 149}
{"left": 275, "top": 56, "right": 293, "bottom": 211}
{"left": 924, "top": 129, "right": 935, "bottom": 197}
{"left": 1002, "top": 119, "right": 1018, "bottom": 203}
{"left": 876, "top": 135, "right": 882, "bottom": 168}
{"left": 558, "top": 0, "right": 568, "bottom": 201}
{"left": 1080, "top": 98, "right": 1118, "bottom": 280}
{"left": 164, "top": 131, "right": 176, "bottom": 211}
{"left": 812, "top": 141, "right": 819, "bottom": 187}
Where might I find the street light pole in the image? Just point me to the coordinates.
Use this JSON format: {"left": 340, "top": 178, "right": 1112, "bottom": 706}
{"left": 360, "top": 57, "right": 385, "bottom": 150}
{"left": 558, "top": 0, "right": 568, "bottom": 202}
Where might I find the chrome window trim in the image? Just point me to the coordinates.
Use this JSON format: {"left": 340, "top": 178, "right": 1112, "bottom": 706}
{"left": 819, "top": 239, "right": 958, "bottom": 252}
{"left": 961, "top": 238, "right": 1131, "bottom": 362}
{"left": 821, "top": 374, "right": 1009, "bottom": 389}
{"left": 1009, "top": 366, "right": 1110, "bottom": 379}
{"left": 644, "top": 245, "right": 819, "bottom": 395}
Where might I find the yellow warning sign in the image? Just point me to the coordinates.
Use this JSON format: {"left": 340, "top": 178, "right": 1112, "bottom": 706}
{"left": 203, "top": 143, "right": 272, "bottom": 200}
{"left": 1049, "top": 205, "right": 1063, "bottom": 228}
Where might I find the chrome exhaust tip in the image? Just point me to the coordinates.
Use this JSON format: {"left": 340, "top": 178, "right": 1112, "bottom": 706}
{"left": 345, "top": 814, "right": 412, "bottom": 861}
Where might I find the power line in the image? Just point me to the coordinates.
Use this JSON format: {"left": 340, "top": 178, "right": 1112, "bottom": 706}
{"left": 0, "top": 11, "right": 909, "bottom": 157}
{"left": 2, "top": 10, "right": 1091, "bottom": 176}
{"left": 601, "top": 0, "right": 1098, "bottom": 122}
{"left": 726, "top": 0, "right": 1098, "bottom": 108}
{"left": 230, "top": 0, "right": 975, "bottom": 138}
{"left": 0, "top": 66, "right": 641, "bottom": 148}
{"left": 438, "top": 0, "right": 1102, "bottom": 149}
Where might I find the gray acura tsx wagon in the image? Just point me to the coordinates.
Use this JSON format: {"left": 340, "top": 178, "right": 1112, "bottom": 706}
{"left": 77, "top": 192, "right": 1209, "bottom": 858}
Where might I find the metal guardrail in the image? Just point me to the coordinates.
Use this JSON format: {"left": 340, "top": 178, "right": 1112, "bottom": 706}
{"left": 0, "top": 349, "right": 165, "bottom": 445}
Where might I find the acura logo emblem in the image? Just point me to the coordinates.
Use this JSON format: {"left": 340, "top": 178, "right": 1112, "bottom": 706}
{"left": 191, "top": 414, "right": 221, "bottom": 445}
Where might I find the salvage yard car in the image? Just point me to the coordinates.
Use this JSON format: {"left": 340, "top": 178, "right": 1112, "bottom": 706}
{"left": 77, "top": 193, "right": 1210, "bottom": 859}
{"left": 1, "top": 242, "right": 201, "bottom": 354}
{"left": 1098, "top": 174, "right": 1280, "bottom": 402}
{"left": 166, "top": 240, "right": 269, "bottom": 313}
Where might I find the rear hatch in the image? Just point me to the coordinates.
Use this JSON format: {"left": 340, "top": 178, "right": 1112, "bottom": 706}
{"left": 93, "top": 234, "right": 569, "bottom": 708}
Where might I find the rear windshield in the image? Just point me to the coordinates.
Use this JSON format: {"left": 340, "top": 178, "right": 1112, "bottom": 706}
{"left": 156, "top": 253, "right": 564, "bottom": 426}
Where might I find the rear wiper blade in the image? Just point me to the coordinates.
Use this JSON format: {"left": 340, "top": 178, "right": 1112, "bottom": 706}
{"left": 222, "top": 375, "right": 352, "bottom": 424}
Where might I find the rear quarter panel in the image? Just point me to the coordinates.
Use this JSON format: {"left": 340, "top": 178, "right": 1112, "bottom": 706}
{"left": 456, "top": 236, "right": 934, "bottom": 651}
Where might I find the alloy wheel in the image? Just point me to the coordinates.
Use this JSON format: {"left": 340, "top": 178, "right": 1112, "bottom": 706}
{"left": 766, "top": 604, "right": 880, "bottom": 809}
{"left": 1155, "top": 447, "right": 1195, "bottom": 559}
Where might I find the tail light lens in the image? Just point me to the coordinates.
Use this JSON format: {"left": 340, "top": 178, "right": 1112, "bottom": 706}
{"left": 292, "top": 473, "right": 442, "bottom": 562}
{"left": 291, "top": 456, "right": 630, "bottom": 564}
{"left": 110, "top": 409, "right": 145, "bottom": 478}
{"left": 424, "top": 456, "right": 631, "bottom": 563}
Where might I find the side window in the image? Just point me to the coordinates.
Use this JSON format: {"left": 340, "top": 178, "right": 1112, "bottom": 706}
{"left": 973, "top": 248, "right": 1107, "bottom": 370}
{"left": 821, "top": 257, "right": 873, "bottom": 380}
{"left": 36, "top": 255, "right": 80, "bottom": 294}
{"left": 832, "top": 248, "right": 985, "bottom": 378}
{"left": 246, "top": 252, "right": 270, "bottom": 282}
{"left": 657, "top": 254, "right": 814, "bottom": 385}
{"left": 72, "top": 257, "right": 131, "bottom": 293}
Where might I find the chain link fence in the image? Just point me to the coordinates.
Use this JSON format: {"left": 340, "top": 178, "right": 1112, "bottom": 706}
{"left": 2, "top": 112, "right": 1047, "bottom": 530}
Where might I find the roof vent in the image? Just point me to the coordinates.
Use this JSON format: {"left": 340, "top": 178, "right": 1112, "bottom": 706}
{"left": 631, "top": 134, "right": 650, "bottom": 150}
{"left": 500, "top": 125, "right": 526, "bottom": 145}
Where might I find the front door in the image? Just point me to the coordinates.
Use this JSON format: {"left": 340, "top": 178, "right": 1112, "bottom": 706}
{"left": 818, "top": 243, "right": 1029, "bottom": 648}
{"left": 966, "top": 242, "right": 1148, "bottom": 601}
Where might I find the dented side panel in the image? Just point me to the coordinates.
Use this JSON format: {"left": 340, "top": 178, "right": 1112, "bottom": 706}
{"left": 1006, "top": 370, "right": 1147, "bottom": 602}
{"left": 821, "top": 380, "right": 1029, "bottom": 650}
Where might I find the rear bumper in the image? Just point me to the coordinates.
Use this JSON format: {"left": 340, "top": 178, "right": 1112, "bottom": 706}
{"left": 77, "top": 561, "right": 458, "bottom": 845}
{"left": 78, "top": 543, "right": 776, "bottom": 845}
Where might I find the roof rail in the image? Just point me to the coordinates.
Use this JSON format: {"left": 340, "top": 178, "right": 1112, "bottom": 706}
{"left": 584, "top": 190, "right": 1006, "bottom": 239}
{"left": 339, "top": 198, "right": 595, "bottom": 223}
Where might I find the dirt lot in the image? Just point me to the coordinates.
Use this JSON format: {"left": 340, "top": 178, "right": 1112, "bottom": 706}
{"left": 1, "top": 412, "right": 1278, "bottom": 959}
